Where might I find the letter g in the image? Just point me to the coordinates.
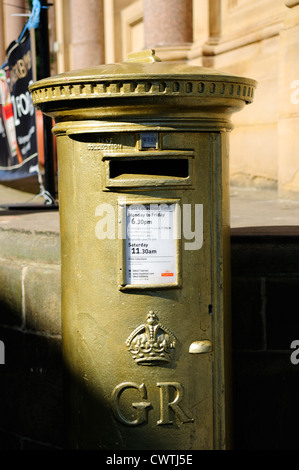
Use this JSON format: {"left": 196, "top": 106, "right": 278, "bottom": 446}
{"left": 111, "top": 382, "right": 151, "bottom": 426}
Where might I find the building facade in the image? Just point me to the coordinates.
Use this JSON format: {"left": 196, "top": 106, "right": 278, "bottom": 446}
{"left": 1, "top": 0, "right": 299, "bottom": 199}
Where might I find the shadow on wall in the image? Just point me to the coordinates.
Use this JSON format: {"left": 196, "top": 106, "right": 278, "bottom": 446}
{"left": 0, "top": 326, "right": 63, "bottom": 450}
{"left": 231, "top": 228, "right": 299, "bottom": 451}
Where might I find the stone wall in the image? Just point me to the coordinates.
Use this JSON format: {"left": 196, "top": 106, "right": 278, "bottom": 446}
{"left": 0, "top": 219, "right": 63, "bottom": 450}
{"left": 231, "top": 226, "right": 299, "bottom": 450}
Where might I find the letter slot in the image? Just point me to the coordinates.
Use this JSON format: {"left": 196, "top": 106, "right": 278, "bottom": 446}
{"left": 109, "top": 158, "right": 189, "bottom": 178}
{"left": 103, "top": 151, "right": 194, "bottom": 189}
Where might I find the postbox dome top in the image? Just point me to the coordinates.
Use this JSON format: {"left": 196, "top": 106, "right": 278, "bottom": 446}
{"left": 38, "top": 49, "right": 246, "bottom": 80}
{"left": 30, "top": 49, "right": 257, "bottom": 110}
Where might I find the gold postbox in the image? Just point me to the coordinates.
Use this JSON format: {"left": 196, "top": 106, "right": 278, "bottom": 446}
{"left": 30, "top": 50, "right": 256, "bottom": 450}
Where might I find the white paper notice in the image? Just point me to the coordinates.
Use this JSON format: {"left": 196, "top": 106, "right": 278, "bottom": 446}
{"left": 125, "top": 204, "right": 177, "bottom": 285}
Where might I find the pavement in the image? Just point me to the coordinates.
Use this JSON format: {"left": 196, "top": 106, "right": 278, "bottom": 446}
{"left": 0, "top": 183, "right": 59, "bottom": 233}
{"left": 0, "top": 183, "right": 299, "bottom": 235}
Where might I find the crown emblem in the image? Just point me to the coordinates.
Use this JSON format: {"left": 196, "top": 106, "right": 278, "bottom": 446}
{"left": 126, "top": 311, "right": 176, "bottom": 366}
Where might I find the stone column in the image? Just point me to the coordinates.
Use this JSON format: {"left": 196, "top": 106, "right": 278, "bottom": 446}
{"left": 1, "top": 0, "right": 27, "bottom": 53}
{"left": 68, "top": 0, "right": 105, "bottom": 70}
{"left": 143, "top": 0, "right": 192, "bottom": 61}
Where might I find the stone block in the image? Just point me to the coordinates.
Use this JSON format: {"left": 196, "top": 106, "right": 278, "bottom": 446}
{"left": 278, "top": 117, "right": 299, "bottom": 199}
{"left": 0, "top": 228, "right": 60, "bottom": 264}
{"left": 230, "top": 123, "right": 278, "bottom": 187}
{"left": 233, "top": 351, "right": 299, "bottom": 450}
{"left": 0, "top": 430, "right": 22, "bottom": 450}
{"left": 265, "top": 276, "right": 299, "bottom": 350}
{"left": 0, "top": 261, "right": 22, "bottom": 327}
{"left": 22, "top": 439, "right": 60, "bottom": 450}
{"left": 0, "top": 327, "right": 63, "bottom": 447}
{"left": 24, "top": 265, "right": 61, "bottom": 335}
{"left": 231, "top": 232, "right": 299, "bottom": 275}
{"left": 231, "top": 276, "right": 264, "bottom": 350}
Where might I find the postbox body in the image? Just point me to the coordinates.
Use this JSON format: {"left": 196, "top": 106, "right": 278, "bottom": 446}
{"left": 30, "top": 51, "right": 256, "bottom": 450}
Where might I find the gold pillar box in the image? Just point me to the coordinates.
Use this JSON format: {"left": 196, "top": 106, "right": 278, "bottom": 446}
{"left": 30, "top": 50, "right": 256, "bottom": 450}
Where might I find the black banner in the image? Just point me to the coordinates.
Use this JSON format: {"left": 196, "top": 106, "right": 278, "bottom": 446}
{"left": 0, "top": 32, "right": 38, "bottom": 181}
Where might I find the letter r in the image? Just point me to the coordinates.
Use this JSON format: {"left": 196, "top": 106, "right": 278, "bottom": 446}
{"left": 156, "top": 382, "right": 194, "bottom": 425}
